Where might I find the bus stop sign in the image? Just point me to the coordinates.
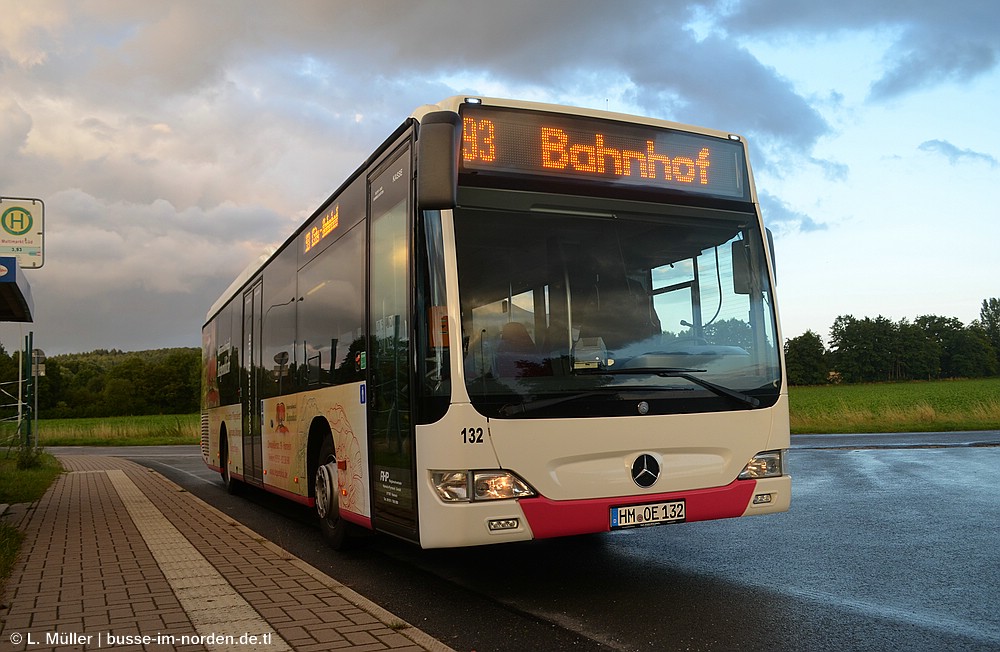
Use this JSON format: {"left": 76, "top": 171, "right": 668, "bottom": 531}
{"left": 0, "top": 197, "right": 44, "bottom": 269}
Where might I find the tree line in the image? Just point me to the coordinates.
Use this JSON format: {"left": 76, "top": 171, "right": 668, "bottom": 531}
{"left": 785, "top": 298, "right": 1000, "bottom": 385}
{"left": 2, "top": 298, "right": 997, "bottom": 415}
{"left": 0, "top": 347, "right": 200, "bottom": 419}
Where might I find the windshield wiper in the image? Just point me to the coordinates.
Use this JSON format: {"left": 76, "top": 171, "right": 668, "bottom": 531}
{"left": 580, "top": 367, "right": 761, "bottom": 409}
{"left": 662, "top": 371, "right": 760, "bottom": 408}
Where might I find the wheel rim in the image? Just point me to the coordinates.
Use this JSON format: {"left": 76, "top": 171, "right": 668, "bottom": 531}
{"left": 315, "top": 460, "right": 338, "bottom": 519}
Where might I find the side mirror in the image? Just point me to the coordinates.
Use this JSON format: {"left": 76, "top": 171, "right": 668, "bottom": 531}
{"left": 416, "top": 111, "right": 460, "bottom": 209}
{"left": 766, "top": 228, "right": 776, "bottom": 284}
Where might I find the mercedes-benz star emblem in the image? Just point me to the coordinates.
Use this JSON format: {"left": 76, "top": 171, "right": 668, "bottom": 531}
{"left": 631, "top": 453, "right": 660, "bottom": 488}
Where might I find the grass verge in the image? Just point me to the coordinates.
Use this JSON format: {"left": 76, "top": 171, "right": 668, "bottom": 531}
{"left": 0, "top": 452, "right": 63, "bottom": 503}
{"left": 789, "top": 377, "right": 1000, "bottom": 434}
{"left": 0, "top": 523, "right": 22, "bottom": 597}
{"left": 1, "top": 414, "right": 200, "bottom": 447}
{"left": 1, "top": 451, "right": 63, "bottom": 595}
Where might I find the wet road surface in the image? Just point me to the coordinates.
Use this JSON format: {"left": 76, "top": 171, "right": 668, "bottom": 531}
{"left": 51, "top": 431, "right": 1000, "bottom": 651}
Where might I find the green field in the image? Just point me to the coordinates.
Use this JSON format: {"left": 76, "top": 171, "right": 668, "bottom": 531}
{"left": 789, "top": 377, "right": 1000, "bottom": 434}
{"left": 0, "top": 379, "right": 996, "bottom": 446}
{"left": 1, "top": 413, "right": 200, "bottom": 447}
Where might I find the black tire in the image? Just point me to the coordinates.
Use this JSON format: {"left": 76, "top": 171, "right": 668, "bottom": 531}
{"left": 315, "top": 436, "right": 352, "bottom": 549}
{"left": 220, "top": 434, "right": 241, "bottom": 495}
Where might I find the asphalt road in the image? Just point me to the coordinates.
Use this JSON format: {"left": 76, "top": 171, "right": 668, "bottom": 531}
{"left": 50, "top": 431, "right": 1000, "bottom": 651}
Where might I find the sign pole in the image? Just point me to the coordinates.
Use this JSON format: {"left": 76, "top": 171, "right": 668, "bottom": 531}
{"left": 22, "top": 334, "right": 31, "bottom": 447}
{"left": 16, "top": 335, "right": 23, "bottom": 445}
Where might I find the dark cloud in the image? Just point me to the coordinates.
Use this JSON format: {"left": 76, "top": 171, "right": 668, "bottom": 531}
{"left": 708, "top": 0, "right": 1000, "bottom": 101}
{"left": 13, "top": 2, "right": 828, "bottom": 151}
{"left": 626, "top": 33, "right": 829, "bottom": 150}
{"left": 1, "top": 1, "right": 938, "bottom": 353}
{"left": 869, "top": 17, "right": 999, "bottom": 101}
{"left": 4, "top": 283, "right": 218, "bottom": 355}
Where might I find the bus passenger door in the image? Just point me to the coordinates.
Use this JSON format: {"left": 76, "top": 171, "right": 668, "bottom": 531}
{"left": 367, "top": 141, "right": 418, "bottom": 541}
{"left": 241, "top": 279, "right": 264, "bottom": 486}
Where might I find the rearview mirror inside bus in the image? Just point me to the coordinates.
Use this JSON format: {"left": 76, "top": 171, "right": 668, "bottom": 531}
{"left": 732, "top": 240, "right": 751, "bottom": 294}
{"left": 732, "top": 228, "right": 776, "bottom": 294}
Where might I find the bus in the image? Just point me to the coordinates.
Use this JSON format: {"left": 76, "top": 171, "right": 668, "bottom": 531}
{"left": 201, "top": 96, "right": 790, "bottom": 549}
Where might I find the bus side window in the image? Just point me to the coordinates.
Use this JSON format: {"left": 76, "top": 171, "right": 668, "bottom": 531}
{"left": 298, "top": 222, "right": 366, "bottom": 387}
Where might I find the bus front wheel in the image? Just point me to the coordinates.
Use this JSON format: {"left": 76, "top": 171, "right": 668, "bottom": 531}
{"left": 315, "top": 437, "right": 351, "bottom": 549}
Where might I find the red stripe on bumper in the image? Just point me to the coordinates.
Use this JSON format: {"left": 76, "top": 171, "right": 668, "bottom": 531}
{"left": 519, "top": 479, "right": 757, "bottom": 539}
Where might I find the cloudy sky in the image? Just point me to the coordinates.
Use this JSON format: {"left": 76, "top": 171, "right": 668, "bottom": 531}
{"left": 2, "top": 0, "right": 998, "bottom": 355}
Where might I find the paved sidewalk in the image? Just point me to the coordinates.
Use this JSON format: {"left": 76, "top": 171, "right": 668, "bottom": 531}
{"left": 0, "top": 456, "right": 455, "bottom": 652}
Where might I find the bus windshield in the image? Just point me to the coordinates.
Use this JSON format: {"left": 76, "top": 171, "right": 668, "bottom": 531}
{"left": 454, "top": 190, "right": 781, "bottom": 418}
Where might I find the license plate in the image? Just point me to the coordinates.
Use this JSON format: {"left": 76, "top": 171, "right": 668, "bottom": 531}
{"left": 610, "top": 500, "right": 685, "bottom": 529}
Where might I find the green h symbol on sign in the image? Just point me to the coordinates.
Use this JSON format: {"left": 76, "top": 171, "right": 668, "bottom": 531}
{"left": 1, "top": 207, "right": 33, "bottom": 236}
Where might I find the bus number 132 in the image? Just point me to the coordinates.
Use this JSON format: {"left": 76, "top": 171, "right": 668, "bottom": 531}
{"left": 462, "top": 427, "right": 484, "bottom": 444}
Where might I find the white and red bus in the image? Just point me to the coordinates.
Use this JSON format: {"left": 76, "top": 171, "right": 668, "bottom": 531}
{"left": 202, "top": 96, "right": 790, "bottom": 549}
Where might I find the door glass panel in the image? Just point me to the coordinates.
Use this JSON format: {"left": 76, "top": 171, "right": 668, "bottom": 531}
{"left": 242, "top": 280, "right": 263, "bottom": 483}
{"left": 369, "top": 146, "right": 416, "bottom": 532}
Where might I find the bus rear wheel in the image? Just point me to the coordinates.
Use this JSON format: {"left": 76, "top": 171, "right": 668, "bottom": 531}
{"left": 315, "top": 437, "right": 351, "bottom": 549}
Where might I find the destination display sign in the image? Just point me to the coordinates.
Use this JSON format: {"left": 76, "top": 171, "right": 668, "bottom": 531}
{"left": 460, "top": 105, "right": 749, "bottom": 201}
{"left": 304, "top": 204, "right": 339, "bottom": 254}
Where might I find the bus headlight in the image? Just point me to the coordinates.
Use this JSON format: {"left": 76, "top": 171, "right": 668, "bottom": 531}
{"left": 738, "top": 450, "right": 785, "bottom": 479}
{"left": 432, "top": 470, "right": 536, "bottom": 502}
{"left": 432, "top": 471, "right": 471, "bottom": 501}
{"left": 473, "top": 471, "right": 535, "bottom": 501}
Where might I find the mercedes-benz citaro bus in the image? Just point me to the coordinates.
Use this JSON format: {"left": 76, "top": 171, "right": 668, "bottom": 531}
{"left": 201, "top": 96, "right": 790, "bottom": 549}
